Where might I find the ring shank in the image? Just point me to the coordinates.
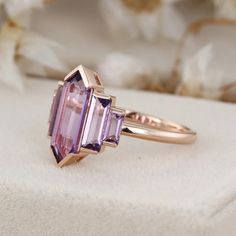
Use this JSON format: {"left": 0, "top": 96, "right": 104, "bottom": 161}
{"left": 121, "top": 110, "right": 197, "bottom": 144}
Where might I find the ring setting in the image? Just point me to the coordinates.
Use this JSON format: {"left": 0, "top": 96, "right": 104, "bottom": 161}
{"left": 48, "top": 65, "right": 197, "bottom": 167}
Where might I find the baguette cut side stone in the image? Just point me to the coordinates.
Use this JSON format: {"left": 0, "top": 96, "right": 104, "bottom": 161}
{"left": 49, "top": 72, "right": 91, "bottom": 163}
{"left": 82, "top": 95, "right": 111, "bottom": 152}
{"left": 105, "top": 110, "right": 124, "bottom": 145}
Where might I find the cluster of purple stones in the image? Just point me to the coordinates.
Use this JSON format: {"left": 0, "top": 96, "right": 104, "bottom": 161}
{"left": 48, "top": 71, "right": 124, "bottom": 163}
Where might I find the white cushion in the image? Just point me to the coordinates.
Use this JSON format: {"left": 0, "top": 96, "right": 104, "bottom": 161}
{"left": 0, "top": 79, "right": 235, "bottom": 236}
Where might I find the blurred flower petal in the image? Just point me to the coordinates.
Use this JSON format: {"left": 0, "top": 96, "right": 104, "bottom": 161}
{"left": 0, "top": 22, "right": 24, "bottom": 90}
{"left": 0, "top": 21, "right": 69, "bottom": 90}
{"left": 177, "top": 44, "right": 223, "bottom": 99}
{"left": 4, "top": 0, "right": 43, "bottom": 18}
{"left": 18, "top": 33, "right": 69, "bottom": 73}
{"left": 97, "top": 52, "right": 160, "bottom": 90}
{"left": 213, "top": 0, "right": 236, "bottom": 19}
{"left": 1, "top": 0, "right": 45, "bottom": 28}
{"left": 161, "top": 3, "right": 185, "bottom": 41}
{"left": 99, "top": 0, "right": 185, "bottom": 41}
{"left": 99, "top": 0, "right": 139, "bottom": 41}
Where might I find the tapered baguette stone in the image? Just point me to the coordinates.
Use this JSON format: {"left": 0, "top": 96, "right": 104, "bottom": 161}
{"left": 105, "top": 111, "right": 124, "bottom": 145}
{"left": 81, "top": 95, "right": 111, "bottom": 152}
{"left": 49, "top": 72, "right": 91, "bottom": 163}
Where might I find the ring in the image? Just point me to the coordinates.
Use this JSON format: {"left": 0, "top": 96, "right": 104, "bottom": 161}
{"left": 48, "top": 65, "right": 197, "bottom": 167}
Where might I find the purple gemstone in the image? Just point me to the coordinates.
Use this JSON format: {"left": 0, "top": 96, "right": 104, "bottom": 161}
{"left": 82, "top": 95, "right": 111, "bottom": 152}
{"left": 49, "top": 72, "right": 91, "bottom": 163}
{"left": 48, "top": 68, "right": 125, "bottom": 164}
{"left": 48, "top": 86, "right": 62, "bottom": 136}
{"left": 105, "top": 110, "right": 124, "bottom": 145}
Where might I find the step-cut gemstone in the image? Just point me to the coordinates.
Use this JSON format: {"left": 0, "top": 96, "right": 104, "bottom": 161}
{"left": 48, "top": 86, "right": 63, "bottom": 137}
{"left": 82, "top": 95, "right": 111, "bottom": 152}
{"left": 104, "top": 110, "right": 124, "bottom": 145}
{"left": 49, "top": 72, "right": 91, "bottom": 163}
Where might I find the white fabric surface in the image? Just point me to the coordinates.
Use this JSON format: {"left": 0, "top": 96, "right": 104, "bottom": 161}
{"left": 0, "top": 79, "right": 236, "bottom": 236}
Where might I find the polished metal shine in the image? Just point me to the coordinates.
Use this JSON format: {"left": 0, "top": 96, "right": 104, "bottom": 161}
{"left": 48, "top": 65, "right": 197, "bottom": 167}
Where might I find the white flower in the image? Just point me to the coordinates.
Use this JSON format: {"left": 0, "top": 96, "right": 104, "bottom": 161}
{"left": 4, "top": 0, "right": 43, "bottom": 17}
{"left": 99, "top": 0, "right": 185, "bottom": 41}
{"left": 0, "top": 22, "right": 69, "bottom": 91}
{"left": 177, "top": 44, "right": 223, "bottom": 99}
{"left": 97, "top": 52, "right": 160, "bottom": 89}
{"left": 0, "top": 22, "right": 24, "bottom": 90}
{"left": 213, "top": 0, "right": 236, "bottom": 19}
{"left": 0, "top": 0, "right": 45, "bottom": 27}
{"left": 18, "top": 33, "right": 69, "bottom": 73}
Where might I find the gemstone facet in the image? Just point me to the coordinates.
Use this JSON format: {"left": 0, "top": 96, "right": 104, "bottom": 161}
{"left": 81, "top": 95, "right": 111, "bottom": 152}
{"left": 48, "top": 86, "right": 63, "bottom": 137}
{"left": 48, "top": 65, "right": 125, "bottom": 166}
{"left": 49, "top": 72, "right": 91, "bottom": 163}
{"left": 105, "top": 110, "right": 124, "bottom": 145}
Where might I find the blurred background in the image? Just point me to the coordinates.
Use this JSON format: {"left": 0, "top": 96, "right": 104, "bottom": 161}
{"left": 0, "top": 0, "right": 236, "bottom": 102}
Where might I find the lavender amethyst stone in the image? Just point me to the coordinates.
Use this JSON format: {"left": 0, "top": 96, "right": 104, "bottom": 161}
{"left": 49, "top": 70, "right": 125, "bottom": 164}
{"left": 105, "top": 111, "right": 124, "bottom": 145}
{"left": 49, "top": 72, "right": 91, "bottom": 163}
{"left": 81, "top": 95, "right": 111, "bottom": 152}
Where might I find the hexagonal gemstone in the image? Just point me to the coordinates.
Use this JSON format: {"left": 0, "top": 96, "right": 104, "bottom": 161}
{"left": 81, "top": 95, "right": 111, "bottom": 152}
{"left": 105, "top": 110, "right": 124, "bottom": 145}
{"left": 49, "top": 69, "right": 126, "bottom": 164}
{"left": 49, "top": 72, "right": 91, "bottom": 163}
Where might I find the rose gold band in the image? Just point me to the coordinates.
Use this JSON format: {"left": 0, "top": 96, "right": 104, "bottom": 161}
{"left": 121, "top": 110, "right": 197, "bottom": 144}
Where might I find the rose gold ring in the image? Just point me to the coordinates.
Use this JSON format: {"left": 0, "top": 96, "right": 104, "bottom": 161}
{"left": 48, "top": 65, "right": 197, "bottom": 167}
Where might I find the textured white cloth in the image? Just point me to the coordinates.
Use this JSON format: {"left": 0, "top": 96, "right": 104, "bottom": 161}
{"left": 0, "top": 79, "right": 236, "bottom": 236}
